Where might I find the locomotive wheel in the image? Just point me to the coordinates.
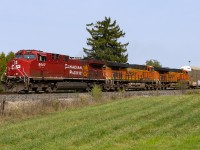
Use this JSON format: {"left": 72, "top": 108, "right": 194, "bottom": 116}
{"left": 32, "top": 88, "right": 42, "bottom": 94}
{"left": 32, "top": 88, "right": 38, "bottom": 93}
{"left": 45, "top": 87, "right": 53, "bottom": 93}
{"left": 115, "top": 87, "right": 121, "bottom": 92}
{"left": 145, "top": 86, "right": 150, "bottom": 90}
{"left": 18, "top": 90, "right": 29, "bottom": 94}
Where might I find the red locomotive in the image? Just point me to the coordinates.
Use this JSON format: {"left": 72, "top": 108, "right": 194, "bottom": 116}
{"left": 1, "top": 49, "right": 189, "bottom": 93}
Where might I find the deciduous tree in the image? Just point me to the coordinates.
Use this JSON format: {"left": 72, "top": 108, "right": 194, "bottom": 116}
{"left": 146, "top": 59, "right": 162, "bottom": 68}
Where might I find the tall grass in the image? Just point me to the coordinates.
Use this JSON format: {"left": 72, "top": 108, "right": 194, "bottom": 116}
{"left": 0, "top": 95, "right": 200, "bottom": 149}
{"left": 0, "top": 89, "right": 107, "bottom": 122}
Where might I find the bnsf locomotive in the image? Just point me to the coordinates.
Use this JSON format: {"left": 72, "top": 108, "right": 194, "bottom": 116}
{"left": 1, "top": 49, "right": 190, "bottom": 93}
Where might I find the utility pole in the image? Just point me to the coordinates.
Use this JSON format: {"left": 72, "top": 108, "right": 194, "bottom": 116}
{"left": 188, "top": 60, "right": 191, "bottom": 66}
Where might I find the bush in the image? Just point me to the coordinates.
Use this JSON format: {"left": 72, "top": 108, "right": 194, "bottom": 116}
{"left": 90, "top": 84, "right": 102, "bottom": 101}
{"left": 177, "top": 81, "right": 188, "bottom": 94}
{"left": 186, "top": 90, "right": 200, "bottom": 95}
{"left": 0, "top": 84, "right": 4, "bottom": 93}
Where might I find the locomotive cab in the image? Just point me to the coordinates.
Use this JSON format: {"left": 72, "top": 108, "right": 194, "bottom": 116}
{"left": 1, "top": 50, "right": 43, "bottom": 92}
{"left": 146, "top": 65, "right": 154, "bottom": 72}
{"left": 6, "top": 50, "right": 38, "bottom": 79}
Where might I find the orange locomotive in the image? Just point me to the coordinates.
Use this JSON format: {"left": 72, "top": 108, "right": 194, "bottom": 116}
{"left": 1, "top": 49, "right": 189, "bottom": 93}
{"left": 155, "top": 67, "right": 189, "bottom": 89}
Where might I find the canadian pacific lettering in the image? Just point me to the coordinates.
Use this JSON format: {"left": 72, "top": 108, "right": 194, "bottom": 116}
{"left": 65, "top": 64, "right": 82, "bottom": 70}
{"left": 69, "top": 70, "right": 82, "bottom": 75}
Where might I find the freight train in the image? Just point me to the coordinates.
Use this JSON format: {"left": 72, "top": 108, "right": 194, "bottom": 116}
{"left": 181, "top": 66, "right": 200, "bottom": 88}
{"left": 1, "top": 49, "right": 190, "bottom": 93}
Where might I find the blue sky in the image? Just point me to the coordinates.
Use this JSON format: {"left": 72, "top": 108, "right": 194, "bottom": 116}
{"left": 0, "top": 0, "right": 200, "bottom": 68}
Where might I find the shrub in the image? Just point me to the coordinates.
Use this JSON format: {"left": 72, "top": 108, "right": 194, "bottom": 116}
{"left": 90, "top": 84, "right": 102, "bottom": 101}
{"left": 0, "top": 84, "right": 4, "bottom": 93}
{"left": 186, "top": 90, "right": 200, "bottom": 95}
{"left": 177, "top": 81, "right": 188, "bottom": 94}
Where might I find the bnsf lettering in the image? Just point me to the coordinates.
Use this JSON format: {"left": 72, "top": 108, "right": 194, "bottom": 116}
{"left": 65, "top": 64, "right": 82, "bottom": 70}
{"left": 69, "top": 70, "right": 82, "bottom": 75}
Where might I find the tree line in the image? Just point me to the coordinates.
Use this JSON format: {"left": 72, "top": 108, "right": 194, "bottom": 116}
{"left": 0, "top": 52, "right": 15, "bottom": 86}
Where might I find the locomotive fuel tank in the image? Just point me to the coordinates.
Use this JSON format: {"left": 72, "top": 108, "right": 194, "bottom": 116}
{"left": 56, "top": 82, "right": 87, "bottom": 90}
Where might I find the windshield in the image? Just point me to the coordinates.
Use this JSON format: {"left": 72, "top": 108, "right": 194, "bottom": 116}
{"left": 24, "top": 54, "right": 36, "bottom": 59}
{"left": 15, "top": 54, "right": 23, "bottom": 58}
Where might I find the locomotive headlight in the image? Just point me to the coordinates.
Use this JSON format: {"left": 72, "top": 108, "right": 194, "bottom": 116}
{"left": 16, "top": 65, "right": 21, "bottom": 69}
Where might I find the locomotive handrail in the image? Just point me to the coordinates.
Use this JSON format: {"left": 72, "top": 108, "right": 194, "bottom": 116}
{"left": 22, "top": 68, "right": 30, "bottom": 85}
{"left": 15, "top": 67, "right": 25, "bottom": 78}
{"left": 14, "top": 67, "right": 30, "bottom": 86}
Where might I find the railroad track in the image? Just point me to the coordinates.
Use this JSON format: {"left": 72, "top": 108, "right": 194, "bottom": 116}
{"left": 0, "top": 89, "right": 198, "bottom": 102}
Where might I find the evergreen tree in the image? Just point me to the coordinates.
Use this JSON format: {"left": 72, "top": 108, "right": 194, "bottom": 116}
{"left": 0, "top": 52, "right": 6, "bottom": 77}
{"left": 83, "top": 17, "right": 129, "bottom": 63}
{"left": 0, "top": 51, "right": 14, "bottom": 78}
{"left": 0, "top": 51, "right": 14, "bottom": 92}
{"left": 6, "top": 51, "right": 15, "bottom": 63}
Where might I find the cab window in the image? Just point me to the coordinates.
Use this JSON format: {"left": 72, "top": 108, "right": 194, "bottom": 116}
{"left": 64, "top": 56, "right": 69, "bottom": 62}
{"left": 52, "top": 54, "right": 59, "bottom": 60}
{"left": 38, "top": 55, "right": 46, "bottom": 62}
{"left": 56, "top": 54, "right": 59, "bottom": 59}
{"left": 15, "top": 54, "right": 23, "bottom": 58}
{"left": 24, "top": 54, "right": 36, "bottom": 59}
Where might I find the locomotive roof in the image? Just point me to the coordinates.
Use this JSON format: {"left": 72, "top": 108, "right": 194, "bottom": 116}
{"left": 106, "top": 61, "right": 148, "bottom": 70}
{"left": 17, "top": 49, "right": 43, "bottom": 52}
{"left": 16, "top": 49, "right": 70, "bottom": 57}
{"left": 154, "top": 67, "right": 183, "bottom": 73}
{"left": 129, "top": 64, "right": 147, "bottom": 70}
{"left": 106, "top": 61, "right": 129, "bottom": 68}
{"left": 106, "top": 61, "right": 183, "bottom": 72}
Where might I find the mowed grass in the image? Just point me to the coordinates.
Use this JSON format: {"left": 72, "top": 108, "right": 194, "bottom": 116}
{"left": 0, "top": 95, "right": 200, "bottom": 149}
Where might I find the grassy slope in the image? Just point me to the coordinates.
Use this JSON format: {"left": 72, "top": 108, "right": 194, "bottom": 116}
{"left": 0, "top": 95, "right": 200, "bottom": 149}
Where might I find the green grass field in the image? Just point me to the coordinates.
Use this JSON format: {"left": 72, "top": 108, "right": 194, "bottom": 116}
{"left": 0, "top": 95, "right": 200, "bottom": 149}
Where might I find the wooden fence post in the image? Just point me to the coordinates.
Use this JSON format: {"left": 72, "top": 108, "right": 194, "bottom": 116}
{"left": 0, "top": 100, "right": 6, "bottom": 116}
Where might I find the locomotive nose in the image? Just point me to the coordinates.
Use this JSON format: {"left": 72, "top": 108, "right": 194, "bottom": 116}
{"left": 11, "top": 59, "right": 21, "bottom": 70}
{"left": 8, "top": 59, "right": 23, "bottom": 77}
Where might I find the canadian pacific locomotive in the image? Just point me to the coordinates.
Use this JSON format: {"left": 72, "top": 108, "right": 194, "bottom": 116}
{"left": 1, "top": 49, "right": 190, "bottom": 93}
